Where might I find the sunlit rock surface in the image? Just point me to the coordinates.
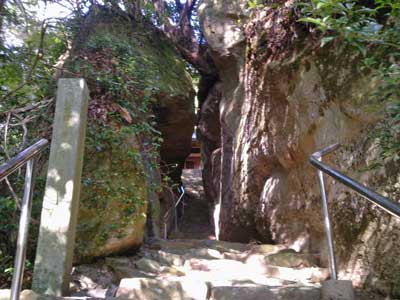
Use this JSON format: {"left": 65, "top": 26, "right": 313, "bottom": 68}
{"left": 199, "top": 0, "right": 400, "bottom": 296}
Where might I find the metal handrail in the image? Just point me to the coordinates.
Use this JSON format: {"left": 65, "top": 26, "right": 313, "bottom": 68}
{"left": 0, "top": 139, "right": 48, "bottom": 300}
{"left": 174, "top": 186, "right": 185, "bottom": 232}
{"left": 163, "top": 186, "right": 185, "bottom": 239}
{"left": 0, "top": 139, "right": 48, "bottom": 179}
{"left": 310, "top": 143, "right": 400, "bottom": 280}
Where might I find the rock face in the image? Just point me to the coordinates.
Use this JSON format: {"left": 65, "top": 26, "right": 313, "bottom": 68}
{"left": 199, "top": 0, "right": 400, "bottom": 296}
{"left": 62, "top": 7, "right": 195, "bottom": 261}
{"left": 198, "top": 82, "right": 222, "bottom": 218}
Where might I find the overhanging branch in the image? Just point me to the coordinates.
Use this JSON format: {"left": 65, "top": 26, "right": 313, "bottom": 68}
{"left": 151, "top": 0, "right": 216, "bottom": 76}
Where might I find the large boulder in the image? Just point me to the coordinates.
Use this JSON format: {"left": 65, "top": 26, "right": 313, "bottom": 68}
{"left": 199, "top": 0, "right": 400, "bottom": 296}
{"left": 61, "top": 6, "right": 195, "bottom": 261}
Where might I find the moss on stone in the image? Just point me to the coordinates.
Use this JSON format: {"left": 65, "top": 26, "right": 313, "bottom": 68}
{"left": 75, "top": 125, "right": 148, "bottom": 261}
{"left": 68, "top": 9, "right": 193, "bottom": 100}
{"left": 64, "top": 7, "right": 194, "bottom": 261}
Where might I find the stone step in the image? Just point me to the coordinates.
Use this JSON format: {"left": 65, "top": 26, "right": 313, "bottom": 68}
{"left": 145, "top": 239, "right": 252, "bottom": 254}
{"left": 149, "top": 239, "right": 289, "bottom": 257}
{"left": 116, "top": 278, "right": 208, "bottom": 300}
{"left": 1, "top": 285, "right": 367, "bottom": 300}
{"left": 142, "top": 250, "right": 186, "bottom": 267}
{"left": 141, "top": 247, "right": 224, "bottom": 265}
{"left": 143, "top": 240, "right": 320, "bottom": 267}
{"left": 0, "top": 290, "right": 107, "bottom": 300}
{"left": 116, "top": 277, "right": 321, "bottom": 300}
{"left": 209, "top": 285, "right": 321, "bottom": 300}
{"left": 67, "top": 239, "right": 331, "bottom": 299}
{"left": 180, "top": 257, "right": 328, "bottom": 284}
{"left": 131, "top": 256, "right": 329, "bottom": 283}
{"left": 120, "top": 241, "right": 328, "bottom": 286}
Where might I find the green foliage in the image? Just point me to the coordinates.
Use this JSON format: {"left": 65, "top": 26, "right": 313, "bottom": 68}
{"left": 0, "top": 195, "right": 18, "bottom": 286}
{"left": 247, "top": 0, "right": 265, "bottom": 10}
{"left": 0, "top": 24, "right": 67, "bottom": 112}
{"left": 0, "top": 0, "right": 194, "bottom": 278}
{"left": 298, "top": 0, "right": 400, "bottom": 51}
{"left": 299, "top": 0, "right": 400, "bottom": 157}
{"left": 74, "top": 30, "right": 167, "bottom": 253}
{"left": 0, "top": 196, "right": 17, "bottom": 243}
{"left": 0, "top": 20, "right": 69, "bottom": 168}
{"left": 81, "top": 31, "right": 165, "bottom": 167}
{"left": 0, "top": 172, "right": 46, "bottom": 287}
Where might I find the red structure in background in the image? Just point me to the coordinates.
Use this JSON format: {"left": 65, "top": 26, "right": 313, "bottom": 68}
{"left": 184, "top": 134, "right": 201, "bottom": 169}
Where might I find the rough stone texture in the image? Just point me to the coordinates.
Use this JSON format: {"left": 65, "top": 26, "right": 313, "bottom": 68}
{"left": 181, "top": 169, "right": 204, "bottom": 200}
{"left": 197, "top": 82, "right": 222, "bottom": 213}
{"left": 0, "top": 288, "right": 385, "bottom": 300}
{"left": 169, "top": 169, "right": 214, "bottom": 240}
{"left": 321, "top": 280, "right": 354, "bottom": 300}
{"left": 210, "top": 286, "right": 321, "bottom": 300}
{"left": 58, "top": 7, "right": 194, "bottom": 261}
{"left": 104, "top": 257, "right": 139, "bottom": 280}
{"left": 196, "top": 80, "right": 222, "bottom": 234}
{"left": 145, "top": 238, "right": 251, "bottom": 253}
{"left": 143, "top": 249, "right": 186, "bottom": 267}
{"left": 140, "top": 238, "right": 326, "bottom": 284}
{"left": 114, "top": 239, "right": 325, "bottom": 300}
{"left": 70, "top": 261, "right": 117, "bottom": 296}
{"left": 264, "top": 250, "right": 318, "bottom": 268}
{"left": 116, "top": 278, "right": 208, "bottom": 300}
{"left": 199, "top": 0, "right": 400, "bottom": 297}
{"left": 135, "top": 257, "right": 162, "bottom": 273}
{"left": 7, "top": 239, "right": 335, "bottom": 300}
{"left": 32, "top": 79, "right": 89, "bottom": 296}
{"left": 76, "top": 131, "right": 149, "bottom": 261}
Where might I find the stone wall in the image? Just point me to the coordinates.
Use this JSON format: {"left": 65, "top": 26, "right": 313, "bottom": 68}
{"left": 199, "top": 0, "right": 400, "bottom": 296}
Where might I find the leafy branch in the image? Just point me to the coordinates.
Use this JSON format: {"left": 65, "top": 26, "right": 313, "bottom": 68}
{"left": 298, "top": 0, "right": 400, "bottom": 157}
{"left": 0, "top": 20, "right": 49, "bottom": 102}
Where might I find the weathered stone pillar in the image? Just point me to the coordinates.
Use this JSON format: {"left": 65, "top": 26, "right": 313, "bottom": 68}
{"left": 32, "top": 79, "right": 89, "bottom": 296}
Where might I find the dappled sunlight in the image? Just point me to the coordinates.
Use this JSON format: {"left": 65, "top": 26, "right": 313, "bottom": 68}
{"left": 85, "top": 238, "right": 328, "bottom": 300}
{"left": 260, "top": 176, "right": 279, "bottom": 215}
{"left": 213, "top": 203, "right": 221, "bottom": 240}
{"left": 60, "top": 142, "right": 72, "bottom": 151}
{"left": 290, "top": 233, "right": 310, "bottom": 253}
{"left": 0, "top": 0, "right": 396, "bottom": 298}
{"left": 67, "top": 111, "right": 81, "bottom": 128}
{"left": 32, "top": 79, "right": 89, "bottom": 296}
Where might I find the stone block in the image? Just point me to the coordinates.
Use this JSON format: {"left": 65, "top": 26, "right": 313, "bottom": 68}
{"left": 210, "top": 286, "right": 320, "bottom": 300}
{"left": 321, "top": 280, "right": 354, "bottom": 300}
{"left": 116, "top": 278, "right": 208, "bottom": 300}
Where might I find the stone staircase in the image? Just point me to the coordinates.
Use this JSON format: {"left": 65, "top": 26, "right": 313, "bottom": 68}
{"left": 3, "top": 237, "right": 381, "bottom": 300}
{"left": 71, "top": 238, "right": 330, "bottom": 300}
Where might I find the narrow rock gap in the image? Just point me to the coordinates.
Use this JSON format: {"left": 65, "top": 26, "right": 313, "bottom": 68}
{"left": 172, "top": 168, "right": 215, "bottom": 240}
{"left": 165, "top": 124, "right": 215, "bottom": 240}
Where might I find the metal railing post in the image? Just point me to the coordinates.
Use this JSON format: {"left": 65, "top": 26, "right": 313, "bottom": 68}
{"left": 174, "top": 208, "right": 178, "bottom": 232}
{"left": 10, "top": 158, "right": 37, "bottom": 300}
{"left": 316, "top": 160, "right": 338, "bottom": 280}
{"left": 162, "top": 186, "right": 185, "bottom": 239}
{"left": 174, "top": 186, "right": 185, "bottom": 232}
{"left": 310, "top": 143, "right": 400, "bottom": 282}
{"left": 181, "top": 186, "right": 185, "bottom": 218}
